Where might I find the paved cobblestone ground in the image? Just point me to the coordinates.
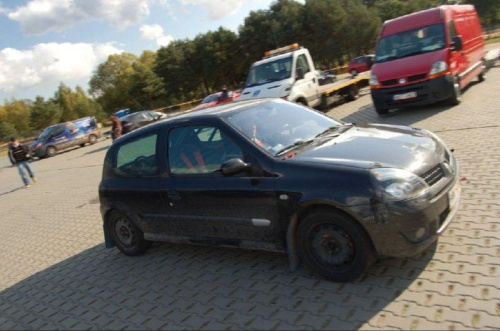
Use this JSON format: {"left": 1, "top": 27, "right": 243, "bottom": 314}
{"left": 1, "top": 62, "right": 499, "bottom": 330}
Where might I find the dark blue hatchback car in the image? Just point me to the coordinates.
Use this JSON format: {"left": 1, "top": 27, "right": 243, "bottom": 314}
{"left": 99, "top": 99, "right": 460, "bottom": 282}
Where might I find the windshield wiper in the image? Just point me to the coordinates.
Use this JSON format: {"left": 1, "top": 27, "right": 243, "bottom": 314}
{"left": 314, "top": 123, "right": 353, "bottom": 138}
{"left": 275, "top": 139, "right": 314, "bottom": 156}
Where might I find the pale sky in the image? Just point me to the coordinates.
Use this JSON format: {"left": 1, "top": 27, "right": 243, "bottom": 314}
{"left": 0, "top": 0, "right": 281, "bottom": 102}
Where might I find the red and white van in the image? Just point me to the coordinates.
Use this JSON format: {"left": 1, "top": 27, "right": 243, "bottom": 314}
{"left": 370, "top": 5, "right": 486, "bottom": 115}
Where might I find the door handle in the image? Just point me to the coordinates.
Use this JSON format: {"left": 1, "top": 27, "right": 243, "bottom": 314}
{"left": 166, "top": 190, "right": 181, "bottom": 201}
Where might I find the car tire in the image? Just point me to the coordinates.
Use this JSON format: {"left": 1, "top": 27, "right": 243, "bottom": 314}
{"left": 345, "top": 85, "right": 359, "bottom": 102}
{"left": 296, "top": 209, "right": 376, "bottom": 282}
{"left": 89, "top": 134, "right": 98, "bottom": 144}
{"left": 350, "top": 69, "right": 358, "bottom": 77}
{"left": 449, "top": 76, "right": 462, "bottom": 106}
{"left": 374, "top": 104, "right": 389, "bottom": 115}
{"left": 46, "top": 146, "right": 57, "bottom": 157}
{"left": 109, "top": 210, "right": 152, "bottom": 256}
{"left": 478, "top": 64, "right": 486, "bottom": 82}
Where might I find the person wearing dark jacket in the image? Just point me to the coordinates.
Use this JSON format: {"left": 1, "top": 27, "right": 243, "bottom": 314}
{"left": 9, "top": 137, "right": 37, "bottom": 188}
{"left": 110, "top": 115, "right": 122, "bottom": 141}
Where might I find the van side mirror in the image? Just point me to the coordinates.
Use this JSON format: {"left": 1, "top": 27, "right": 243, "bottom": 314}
{"left": 451, "top": 36, "right": 463, "bottom": 52}
{"left": 296, "top": 67, "right": 305, "bottom": 81}
{"left": 220, "top": 158, "right": 251, "bottom": 176}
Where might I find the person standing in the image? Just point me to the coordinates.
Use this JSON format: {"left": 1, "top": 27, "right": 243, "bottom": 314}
{"left": 110, "top": 114, "right": 122, "bottom": 141}
{"left": 9, "top": 137, "right": 37, "bottom": 188}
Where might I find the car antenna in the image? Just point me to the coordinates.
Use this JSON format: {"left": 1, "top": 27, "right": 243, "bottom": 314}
{"left": 133, "top": 99, "right": 158, "bottom": 122}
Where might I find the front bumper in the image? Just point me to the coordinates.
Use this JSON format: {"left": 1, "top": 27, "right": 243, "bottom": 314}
{"left": 362, "top": 172, "right": 461, "bottom": 258}
{"left": 371, "top": 74, "right": 454, "bottom": 110}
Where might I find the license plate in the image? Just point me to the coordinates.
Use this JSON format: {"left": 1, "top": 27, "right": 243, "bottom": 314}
{"left": 393, "top": 91, "right": 417, "bottom": 101}
{"left": 448, "top": 182, "right": 461, "bottom": 209}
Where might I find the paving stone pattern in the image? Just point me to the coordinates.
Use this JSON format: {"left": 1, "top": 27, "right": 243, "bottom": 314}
{"left": 1, "top": 65, "right": 499, "bottom": 330}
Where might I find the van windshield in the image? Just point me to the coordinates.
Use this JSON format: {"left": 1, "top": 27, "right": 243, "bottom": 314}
{"left": 245, "top": 55, "right": 293, "bottom": 88}
{"left": 375, "top": 23, "right": 445, "bottom": 63}
{"left": 38, "top": 127, "right": 54, "bottom": 140}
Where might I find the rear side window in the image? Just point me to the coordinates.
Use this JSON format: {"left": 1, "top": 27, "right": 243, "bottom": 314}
{"left": 115, "top": 134, "right": 158, "bottom": 176}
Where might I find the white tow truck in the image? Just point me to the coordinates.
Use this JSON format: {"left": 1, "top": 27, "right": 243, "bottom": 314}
{"left": 239, "top": 43, "right": 369, "bottom": 109}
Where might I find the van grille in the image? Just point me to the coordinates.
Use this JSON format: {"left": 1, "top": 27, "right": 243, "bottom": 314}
{"left": 422, "top": 164, "right": 445, "bottom": 186}
{"left": 408, "top": 73, "right": 427, "bottom": 82}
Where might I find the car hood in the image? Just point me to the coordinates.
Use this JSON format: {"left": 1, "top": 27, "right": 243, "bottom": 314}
{"left": 289, "top": 124, "right": 446, "bottom": 174}
{"left": 372, "top": 49, "right": 447, "bottom": 81}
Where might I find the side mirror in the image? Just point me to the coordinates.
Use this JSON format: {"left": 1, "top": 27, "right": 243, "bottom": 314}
{"left": 451, "top": 36, "right": 463, "bottom": 52}
{"left": 296, "top": 67, "right": 305, "bottom": 81}
{"left": 220, "top": 158, "right": 251, "bottom": 176}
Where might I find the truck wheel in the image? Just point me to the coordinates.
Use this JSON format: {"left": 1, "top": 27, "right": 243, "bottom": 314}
{"left": 346, "top": 85, "right": 359, "bottom": 102}
{"left": 46, "top": 146, "right": 57, "bottom": 157}
{"left": 449, "top": 77, "right": 462, "bottom": 106}
{"left": 89, "top": 134, "right": 98, "bottom": 144}
{"left": 296, "top": 209, "right": 376, "bottom": 282}
{"left": 478, "top": 64, "right": 486, "bottom": 82}
{"left": 109, "top": 210, "right": 151, "bottom": 256}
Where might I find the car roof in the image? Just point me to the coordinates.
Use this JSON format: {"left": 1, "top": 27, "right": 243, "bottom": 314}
{"left": 116, "top": 99, "right": 275, "bottom": 141}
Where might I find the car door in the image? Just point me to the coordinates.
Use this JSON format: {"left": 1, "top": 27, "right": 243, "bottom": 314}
{"left": 50, "top": 126, "right": 70, "bottom": 150}
{"left": 157, "top": 123, "right": 281, "bottom": 244}
{"left": 294, "top": 54, "right": 320, "bottom": 106}
{"left": 111, "top": 131, "right": 166, "bottom": 234}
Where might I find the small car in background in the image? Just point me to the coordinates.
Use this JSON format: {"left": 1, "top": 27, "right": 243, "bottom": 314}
{"left": 317, "top": 70, "right": 337, "bottom": 86}
{"left": 99, "top": 99, "right": 460, "bottom": 282}
{"left": 31, "top": 116, "right": 101, "bottom": 158}
{"left": 121, "top": 111, "right": 166, "bottom": 135}
{"left": 193, "top": 90, "right": 240, "bottom": 110}
{"left": 348, "top": 54, "right": 374, "bottom": 76}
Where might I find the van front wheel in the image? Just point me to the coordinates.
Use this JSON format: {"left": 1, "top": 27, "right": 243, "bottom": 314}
{"left": 449, "top": 77, "right": 462, "bottom": 106}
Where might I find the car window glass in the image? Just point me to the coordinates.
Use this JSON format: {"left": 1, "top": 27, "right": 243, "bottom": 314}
{"left": 168, "top": 125, "right": 243, "bottom": 175}
{"left": 225, "top": 100, "right": 341, "bottom": 156}
{"left": 115, "top": 134, "right": 158, "bottom": 176}
{"left": 53, "top": 126, "right": 65, "bottom": 136}
{"left": 296, "top": 54, "right": 311, "bottom": 73}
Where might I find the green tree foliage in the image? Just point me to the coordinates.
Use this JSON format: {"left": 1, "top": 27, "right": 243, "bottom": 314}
{"left": 155, "top": 40, "right": 198, "bottom": 103}
{"left": 89, "top": 53, "right": 138, "bottom": 113}
{"left": 0, "top": 122, "right": 18, "bottom": 142}
{"left": 129, "top": 52, "right": 165, "bottom": 109}
{"left": 466, "top": 0, "right": 500, "bottom": 30}
{"left": 30, "top": 96, "right": 62, "bottom": 130}
{"left": 2, "top": 100, "right": 32, "bottom": 134}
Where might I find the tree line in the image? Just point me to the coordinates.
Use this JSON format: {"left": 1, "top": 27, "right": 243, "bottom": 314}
{"left": 1, "top": 0, "right": 498, "bottom": 142}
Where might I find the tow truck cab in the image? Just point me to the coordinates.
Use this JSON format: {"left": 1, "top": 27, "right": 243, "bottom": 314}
{"left": 239, "top": 44, "right": 323, "bottom": 108}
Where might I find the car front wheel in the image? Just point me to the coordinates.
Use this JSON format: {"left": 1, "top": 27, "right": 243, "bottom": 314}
{"left": 109, "top": 211, "right": 151, "bottom": 256}
{"left": 297, "top": 209, "right": 376, "bottom": 282}
{"left": 89, "top": 134, "right": 98, "bottom": 144}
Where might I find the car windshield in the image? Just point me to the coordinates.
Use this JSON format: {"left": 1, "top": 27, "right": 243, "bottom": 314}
{"left": 201, "top": 94, "right": 220, "bottom": 104}
{"left": 375, "top": 23, "right": 445, "bottom": 63}
{"left": 224, "top": 100, "right": 343, "bottom": 157}
{"left": 245, "top": 55, "right": 293, "bottom": 88}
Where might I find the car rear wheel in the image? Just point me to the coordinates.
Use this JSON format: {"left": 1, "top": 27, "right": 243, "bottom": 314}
{"left": 46, "top": 146, "right": 57, "bottom": 157}
{"left": 297, "top": 209, "right": 376, "bottom": 282}
{"left": 109, "top": 211, "right": 151, "bottom": 256}
{"left": 89, "top": 134, "right": 98, "bottom": 144}
{"left": 350, "top": 69, "right": 358, "bottom": 77}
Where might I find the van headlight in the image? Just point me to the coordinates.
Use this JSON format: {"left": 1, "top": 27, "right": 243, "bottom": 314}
{"left": 369, "top": 73, "right": 380, "bottom": 87}
{"left": 429, "top": 61, "right": 449, "bottom": 78}
{"left": 370, "top": 168, "right": 429, "bottom": 201}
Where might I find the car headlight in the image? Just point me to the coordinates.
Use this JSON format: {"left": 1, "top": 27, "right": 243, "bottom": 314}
{"left": 369, "top": 73, "right": 380, "bottom": 88}
{"left": 370, "top": 168, "right": 429, "bottom": 201}
{"left": 429, "top": 61, "right": 449, "bottom": 78}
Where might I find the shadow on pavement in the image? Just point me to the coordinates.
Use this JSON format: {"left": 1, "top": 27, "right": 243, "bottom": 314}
{"left": 0, "top": 238, "right": 437, "bottom": 329}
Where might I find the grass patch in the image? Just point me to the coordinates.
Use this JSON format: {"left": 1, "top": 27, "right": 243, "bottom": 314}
{"left": 485, "top": 36, "right": 500, "bottom": 45}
